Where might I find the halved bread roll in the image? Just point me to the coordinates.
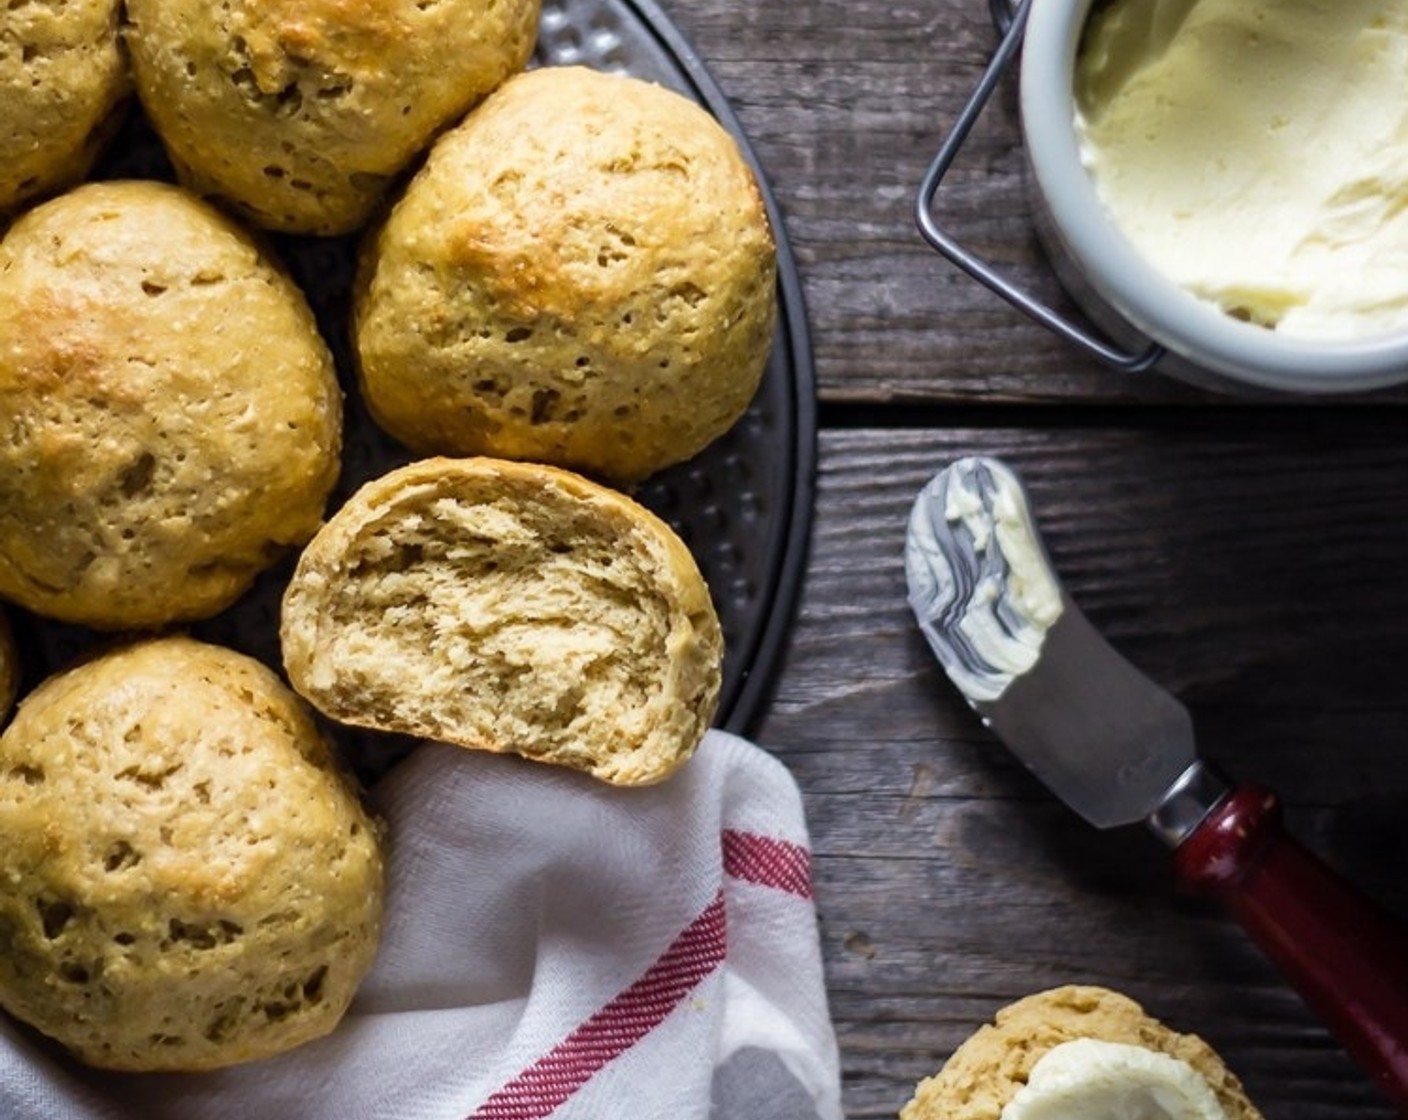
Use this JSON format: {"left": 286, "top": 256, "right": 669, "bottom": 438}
{"left": 280, "top": 457, "right": 723, "bottom": 786}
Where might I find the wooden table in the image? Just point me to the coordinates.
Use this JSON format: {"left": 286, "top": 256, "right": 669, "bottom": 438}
{"left": 665, "top": 1, "right": 1408, "bottom": 1116}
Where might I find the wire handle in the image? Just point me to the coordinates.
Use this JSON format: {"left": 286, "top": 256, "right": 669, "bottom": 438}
{"left": 915, "top": 0, "right": 1164, "bottom": 373}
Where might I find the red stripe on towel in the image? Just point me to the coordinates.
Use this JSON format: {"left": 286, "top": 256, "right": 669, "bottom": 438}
{"left": 721, "top": 829, "right": 813, "bottom": 899}
{"left": 468, "top": 891, "right": 727, "bottom": 1119}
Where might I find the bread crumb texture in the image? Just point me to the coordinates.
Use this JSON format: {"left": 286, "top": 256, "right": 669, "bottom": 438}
{"left": 0, "top": 180, "right": 342, "bottom": 630}
{"left": 124, "top": 0, "right": 540, "bottom": 233}
{"left": 281, "top": 456, "right": 723, "bottom": 785}
{"left": 0, "top": 0, "right": 130, "bottom": 215}
{"left": 354, "top": 66, "right": 777, "bottom": 484}
{"left": 901, "top": 985, "right": 1264, "bottom": 1120}
{"left": 0, "top": 636, "right": 384, "bottom": 1071}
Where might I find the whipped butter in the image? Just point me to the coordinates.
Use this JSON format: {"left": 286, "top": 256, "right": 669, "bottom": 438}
{"left": 1001, "top": 1039, "right": 1231, "bottom": 1120}
{"left": 1075, "top": 0, "right": 1408, "bottom": 340}
{"left": 905, "top": 457, "right": 1062, "bottom": 703}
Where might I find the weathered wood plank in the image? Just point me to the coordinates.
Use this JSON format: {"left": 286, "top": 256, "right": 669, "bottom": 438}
{"left": 757, "top": 425, "right": 1408, "bottom": 1118}
{"left": 669, "top": 1, "right": 1408, "bottom": 1111}
{"left": 666, "top": 0, "right": 1408, "bottom": 406}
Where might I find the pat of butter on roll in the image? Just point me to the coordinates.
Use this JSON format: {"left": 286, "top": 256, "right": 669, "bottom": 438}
{"left": 1001, "top": 1039, "right": 1230, "bottom": 1120}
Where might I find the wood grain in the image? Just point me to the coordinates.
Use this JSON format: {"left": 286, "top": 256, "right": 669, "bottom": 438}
{"left": 667, "top": 0, "right": 1408, "bottom": 407}
{"left": 659, "top": 4, "right": 1408, "bottom": 1109}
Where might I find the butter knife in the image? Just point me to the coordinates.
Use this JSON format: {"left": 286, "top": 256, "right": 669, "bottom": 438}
{"left": 904, "top": 455, "right": 1408, "bottom": 1112}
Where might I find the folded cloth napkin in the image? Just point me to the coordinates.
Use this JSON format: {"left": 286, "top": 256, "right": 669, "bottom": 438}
{"left": 0, "top": 729, "right": 843, "bottom": 1120}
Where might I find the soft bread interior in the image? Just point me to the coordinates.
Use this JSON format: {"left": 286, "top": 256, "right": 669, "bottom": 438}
{"left": 281, "top": 457, "right": 722, "bottom": 785}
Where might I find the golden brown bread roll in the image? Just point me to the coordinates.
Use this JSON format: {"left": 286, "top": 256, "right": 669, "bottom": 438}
{"left": 353, "top": 65, "right": 777, "bottom": 484}
{"left": 280, "top": 456, "right": 723, "bottom": 786}
{"left": 0, "top": 180, "right": 342, "bottom": 630}
{"left": 0, "top": 636, "right": 385, "bottom": 1071}
{"left": 0, "top": 0, "right": 129, "bottom": 215}
{"left": 902, "top": 986, "right": 1264, "bottom": 1120}
{"left": 124, "top": 0, "right": 541, "bottom": 234}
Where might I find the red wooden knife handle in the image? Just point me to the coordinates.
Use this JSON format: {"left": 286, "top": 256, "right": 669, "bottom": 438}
{"left": 1172, "top": 785, "right": 1408, "bottom": 1114}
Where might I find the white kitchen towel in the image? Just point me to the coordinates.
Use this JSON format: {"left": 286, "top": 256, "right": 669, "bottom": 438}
{"left": 0, "top": 729, "right": 842, "bottom": 1120}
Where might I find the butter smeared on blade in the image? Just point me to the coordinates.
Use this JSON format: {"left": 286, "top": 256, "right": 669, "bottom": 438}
{"left": 904, "top": 455, "right": 1201, "bottom": 831}
{"left": 905, "top": 457, "right": 1062, "bottom": 702}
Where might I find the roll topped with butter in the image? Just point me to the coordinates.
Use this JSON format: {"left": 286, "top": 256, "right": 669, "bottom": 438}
{"left": 901, "top": 985, "right": 1263, "bottom": 1120}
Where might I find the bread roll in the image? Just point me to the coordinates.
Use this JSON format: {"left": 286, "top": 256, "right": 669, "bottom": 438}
{"left": 281, "top": 456, "right": 723, "bottom": 785}
{"left": 0, "top": 0, "right": 129, "bottom": 215}
{"left": 124, "top": 0, "right": 541, "bottom": 234}
{"left": 354, "top": 66, "right": 777, "bottom": 484}
{"left": 0, "top": 180, "right": 342, "bottom": 630}
{"left": 902, "top": 986, "right": 1263, "bottom": 1120}
{"left": 0, "top": 636, "right": 384, "bottom": 1071}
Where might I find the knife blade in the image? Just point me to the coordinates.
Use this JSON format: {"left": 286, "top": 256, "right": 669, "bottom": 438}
{"left": 904, "top": 455, "right": 1408, "bottom": 1112}
{"left": 905, "top": 457, "right": 1195, "bottom": 830}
